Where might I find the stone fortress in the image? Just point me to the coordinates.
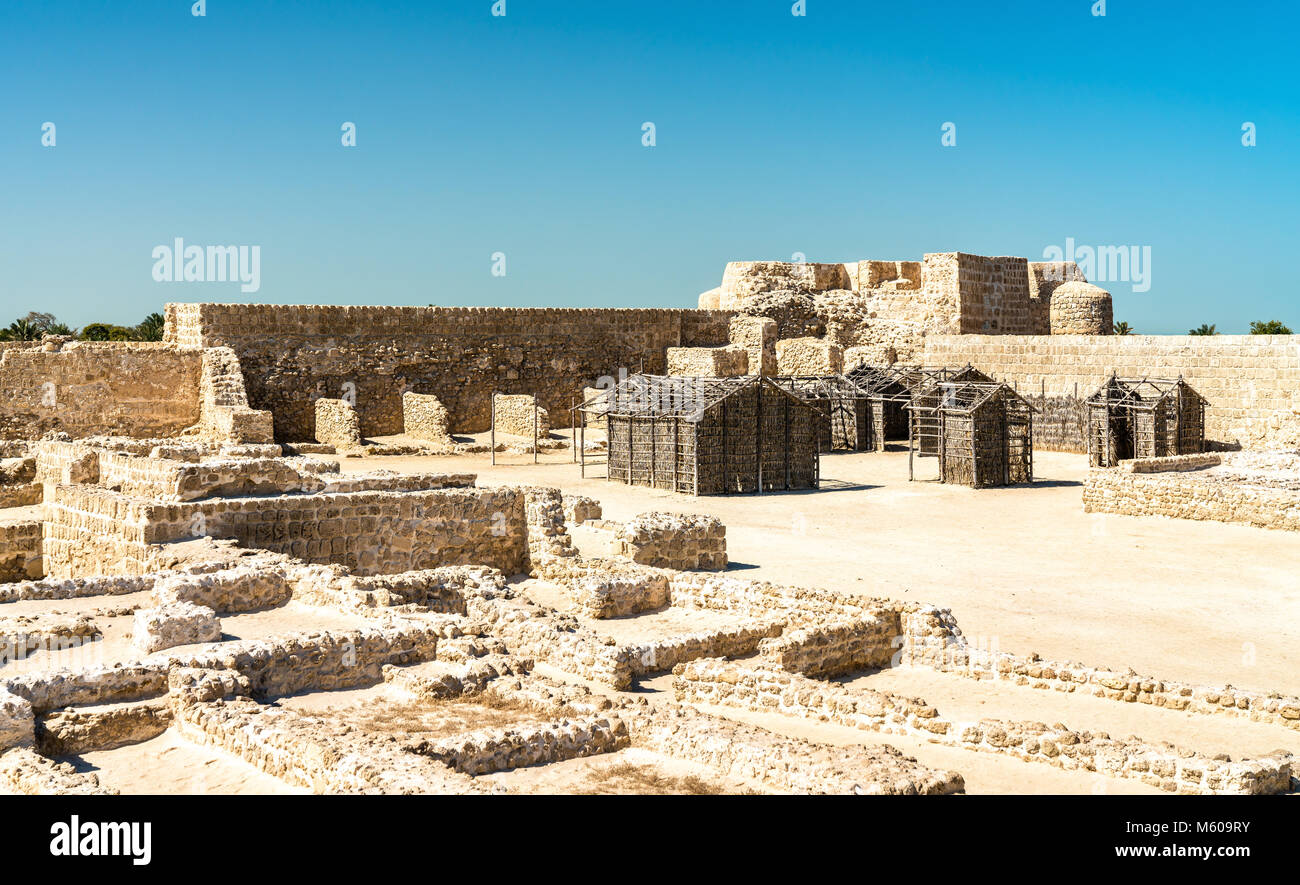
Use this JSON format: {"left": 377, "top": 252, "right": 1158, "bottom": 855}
{"left": 1, "top": 249, "right": 1298, "bottom": 795}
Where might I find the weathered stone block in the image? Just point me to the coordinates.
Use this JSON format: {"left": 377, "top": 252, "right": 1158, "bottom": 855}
{"left": 314, "top": 398, "right": 362, "bottom": 449}
{"left": 132, "top": 602, "right": 222, "bottom": 654}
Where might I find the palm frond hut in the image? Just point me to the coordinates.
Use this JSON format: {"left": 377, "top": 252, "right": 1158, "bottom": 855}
{"left": 772, "top": 375, "right": 873, "bottom": 451}
{"left": 847, "top": 364, "right": 994, "bottom": 453}
{"left": 1086, "top": 375, "right": 1207, "bottom": 467}
{"left": 905, "top": 380, "right": 1035, "bottom": 488}
{"left": 579, "top": 374, "right": 821, "bottom": 495}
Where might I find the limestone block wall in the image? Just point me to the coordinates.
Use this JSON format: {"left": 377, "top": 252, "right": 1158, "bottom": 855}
{"left": 728, "top": 316, "right": 777, "bottom": 375}
{"left": 197, "top": 347, "right": 274, "bottom": 444}
{"left": 665, "top": 345, "right": 748, "bottom": 377}
{"left": 314, "top": 398, "right": 361, "bottom": 448}
{"left": 1081, "top": 466, "right": 1300, "bottom": 532}
{"left": 618, "top": 512, "right": 727, "bottom": 571}
{"left": 97, "top": 453, "right": 336, "bottom": 502}
{"left": 859, "top": 260, "right": 922, "bottom": 291}
{"left": 0, "top": 521, "right": 42, "bottom": 583}
{"left": 718, "top": 262, "right": 850, "bottom": 309}
{"left": 402, "top": 392, "right": 453, "bottom": 445}
{"left": 923, "top": 334, "right": 1300, "bottom": 448}
{"left": 165, "top": 303, "right": 734, "bottom": 440}
{"left": 775, "top": 337, "right": 843, "bottom": 375}
{"left": 42, "top": 484, "right": 529, "bottom": 578}
{"left": 0, "top": 342, "right": 202, "bottom": 440}
{"left": 492, "top": 394, "right": 550, "bottom": 437}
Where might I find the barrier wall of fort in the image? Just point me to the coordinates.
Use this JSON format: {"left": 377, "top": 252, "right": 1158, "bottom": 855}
{"left": 165, "top": 303, "right": 734, "bottom": 440}
{"left": 0, "top": 342, "right": 202, "bottom": 440}
{"left": 923, "top": 334, "right": 1300, "bottom": 448}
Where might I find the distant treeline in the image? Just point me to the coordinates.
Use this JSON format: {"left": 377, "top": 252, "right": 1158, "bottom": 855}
{"left": 0, "top": 311, "right": 166, "bottom": 342}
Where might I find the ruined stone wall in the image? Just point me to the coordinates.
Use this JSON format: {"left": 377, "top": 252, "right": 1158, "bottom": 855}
{"left": 1081, "top": 464, "right": 1300, "bottom": 532}
{"left": 42, "top": 485, "right": 529, "bottom": 578}
{"left": 0, "top": 342, "right": 202, "bottom": 440}
{"left": 617, "top": 512, "right": 728, "bottom": 571}
{"left": 665, "top": 345, "right": 748, "bottom": 377}
{"left": 0, "top": 521, "right": 41, "bottom": 583}
{"left": 673, "top": 659, "right": 1291, "bottom": 795}
{"left": 923, "top": 334, "right": 1300, "bottom": 448}
{"left": 165, "top": 303, "right": 733, "bottom": 440}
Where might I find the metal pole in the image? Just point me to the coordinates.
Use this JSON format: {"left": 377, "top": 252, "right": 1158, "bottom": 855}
{"left": 533, "top": 397, "right": 538, "bottom": 464}
{"left": 490, "top": 393, "right": 496, "bottom": 466}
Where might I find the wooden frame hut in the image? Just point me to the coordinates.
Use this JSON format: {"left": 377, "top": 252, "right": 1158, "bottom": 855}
{"left": 1086, "top": 375, "right": 1207, "bottom": 467}
{"left": 844, "top": 365, "right": 910, "bottom": 451}
{"left": 578, "top": 374, "right": 821, "bottom": 496}
{"left": 846, "top": 364, "right": 994, "bottom": 453}
{"left": 772, "top": 375, "right": 873, "bottom": 451}
{"left": 905, "top": 380, "right": 1035, "bottom": 488}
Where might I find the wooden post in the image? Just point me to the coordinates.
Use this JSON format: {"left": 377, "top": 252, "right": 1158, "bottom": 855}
{"left": 650, "top": 415, "right": 656, "bottom": 489}
{"left": 756, "top": 381, "right": 763, "bottom": 494}
{"left": 721, "top": 397, "right": 729, "bottom": 494}
{"left": 784, "top": 394, "right": 791, "bottom": 490}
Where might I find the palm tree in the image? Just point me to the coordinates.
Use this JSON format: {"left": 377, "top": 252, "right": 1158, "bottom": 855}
{"left": 1250, "top": 320, "right": 1292, "bottom": 335}
{"left": 4, "top": 318, "right": 41, "bottom": 340}
{"left": 1188, "top": 323, "right": 1217, "bottom": 335}
{"left": 1113, "top": 321, "right": 1133, "bottom": 335}
{"left": 136, "top": 312, "right": 166, "bottom": 342}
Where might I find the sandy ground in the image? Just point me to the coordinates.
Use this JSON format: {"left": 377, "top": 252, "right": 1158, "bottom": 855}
{"left": 478, "top": 746, "right": 764, "bottom": 794}
{"left": 70, "top": 729, "right": 307, "bottom": 795}
{"left": 334, "top": 443, "right": 1300, "bottom": 699}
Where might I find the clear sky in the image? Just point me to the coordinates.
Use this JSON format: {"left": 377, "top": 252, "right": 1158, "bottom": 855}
{"left": 1, "top": 0, "right": 1295, "bottom": 333}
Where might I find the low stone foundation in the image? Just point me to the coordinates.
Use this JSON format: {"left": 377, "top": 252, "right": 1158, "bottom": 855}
{"left": 674, "top": 659, "right": 1292, "bottom": 795}
{"left": 1082, "top": 456, "right": 1300, "bottom": 532}
{"left": 618, "top": 512, "right": 727, "bottom": 571}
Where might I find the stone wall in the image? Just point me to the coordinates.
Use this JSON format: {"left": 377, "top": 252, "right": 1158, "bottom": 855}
{"left": 665, "top": 345, "right": 748, "bottom": 377}
{"left": 774, "top": 337, "right": 843, "bottom": 376}
{"left": 899, "top": 605, "right": 1300, "bottom": 733}
{"left": 314, "top": 398, "right": 362, "bottom": 448}
{"left": 728, "top": 316, "right": 777, "bottom": 375}
{"left": 0, "top": 521, "right": 42, "bottom": 583}
{"left": 197, "top": 347, "right": 274, "bottom": 444}
{"left": 402, "top": 392, "right": 453, "bottom": 446}
{"left": 618, "top": 512, "right": 727, "bottom": 571}
{"left": 1082, "top": 463, "right": 1300, "bottom": 532}
{"left": 674, "top": 659, "right": 1292, "bottom": 795}
{"left": 492, "top": 394, "right": 550, "bottom": 437}
{"left": 0, "top": 342, "right": 202, "bottom": 440}
{"left": 42, "top": 484, "right": 529, "bottom": 578}
{"left": 923, "top": 334, "right": 1300, "bottom": 448}
{"left": 165, "top": 303, "right": 733, "bottom": 440}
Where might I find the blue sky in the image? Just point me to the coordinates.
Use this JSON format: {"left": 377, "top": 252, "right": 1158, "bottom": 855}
{"left": 1, "top": 0, "right": 1295, "bottom": 333}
